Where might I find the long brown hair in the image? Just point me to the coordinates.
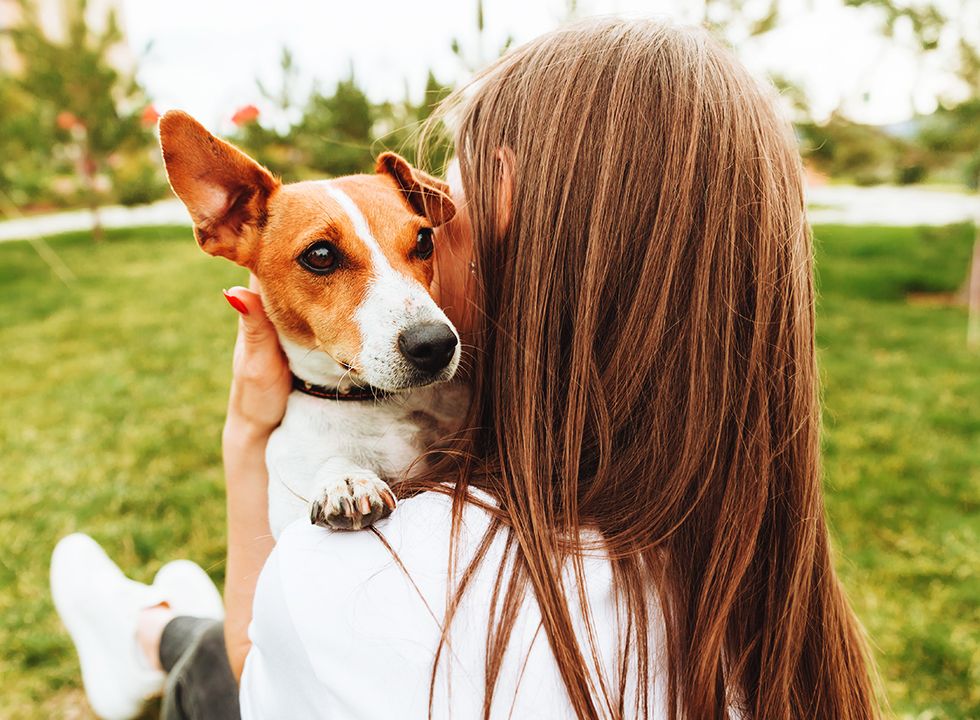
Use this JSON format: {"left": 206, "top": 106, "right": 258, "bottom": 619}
{"left": 403, "top": 18, "right": 879, "bottom": 719}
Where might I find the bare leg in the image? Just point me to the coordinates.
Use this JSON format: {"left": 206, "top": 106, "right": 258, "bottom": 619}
{"left": 136, "top": 603, "right": 175, "bottom": 672}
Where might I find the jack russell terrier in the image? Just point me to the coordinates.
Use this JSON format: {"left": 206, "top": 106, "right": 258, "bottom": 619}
{"left": 159, "top": 111, "right": 465, "bottom": 538}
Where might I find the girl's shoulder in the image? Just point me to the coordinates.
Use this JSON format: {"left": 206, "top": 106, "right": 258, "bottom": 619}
{"left": 242, "top": 489, "right": 504, "bottom": 718}
{"left": 244, "top": 488, "right": 635, "bottom": 719}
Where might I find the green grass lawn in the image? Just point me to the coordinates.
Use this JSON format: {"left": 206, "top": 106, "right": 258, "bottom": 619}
{"left": 0, "top": 224, "right": 977, "bottom": 718}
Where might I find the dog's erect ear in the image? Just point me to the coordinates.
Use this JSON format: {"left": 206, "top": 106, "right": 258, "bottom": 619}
{"left": 159, "top": 111, "right": 279, "bottom": 267}
{"left": 376, "top": 152, "right": 456, "bottom": 226}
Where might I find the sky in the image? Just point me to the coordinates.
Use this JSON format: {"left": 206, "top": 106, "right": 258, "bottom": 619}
{"left": 119, "top": 0, "right": 977, "bottom": 131}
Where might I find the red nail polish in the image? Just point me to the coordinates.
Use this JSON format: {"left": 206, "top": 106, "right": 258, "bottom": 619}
{"left": 223, "top": 291, "right": 249, "bottom": 315}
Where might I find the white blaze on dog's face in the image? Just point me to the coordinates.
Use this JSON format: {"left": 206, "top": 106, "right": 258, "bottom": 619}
{"left": 158, "top": 111, "right": 460, "bottom": 392}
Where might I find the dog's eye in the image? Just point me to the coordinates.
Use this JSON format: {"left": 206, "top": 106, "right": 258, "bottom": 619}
{"left": 298, "top": 241, "right": 338, "bottom": 274}
{"left": 416, "top": 228, "right": 434, "bottom": 260}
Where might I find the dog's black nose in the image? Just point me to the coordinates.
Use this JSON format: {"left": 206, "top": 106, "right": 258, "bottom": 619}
{"left": 398, "top": 322, "right": 458, "bottom": 373}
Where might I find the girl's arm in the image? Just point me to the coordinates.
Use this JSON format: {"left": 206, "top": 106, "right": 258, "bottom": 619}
{"left": 220, "top": 282, "right": 292, "bottom": 681}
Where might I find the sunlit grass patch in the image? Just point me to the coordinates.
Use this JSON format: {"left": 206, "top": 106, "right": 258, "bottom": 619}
{"left": 0, "top": 223, "right": 976, "bottom": 717}
{"left": 815, "top": 223, "right": 979, "bottom": 718}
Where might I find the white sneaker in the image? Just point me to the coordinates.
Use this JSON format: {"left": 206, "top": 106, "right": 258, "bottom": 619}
{"left": 152, "top": 559, "right": 224, "bottom": 621}
{"left": 50, "top": 533, "right": 166, "bottom": 720}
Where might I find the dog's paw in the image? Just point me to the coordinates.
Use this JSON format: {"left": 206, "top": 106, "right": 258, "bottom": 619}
{"left": 309, "top": 474, "right": 397, "bottom": 531}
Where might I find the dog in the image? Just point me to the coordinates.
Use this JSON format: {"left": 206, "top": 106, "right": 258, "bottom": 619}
{"left": 159, "top": 111, "right": 465, "bottom": 537}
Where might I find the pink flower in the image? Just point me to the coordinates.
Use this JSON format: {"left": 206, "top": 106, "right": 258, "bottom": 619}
{"left": 141, "top": 104, "right": 161, "bottom": 127}
{"left": 231, "top": 104, "right": 260, "bottom": 126}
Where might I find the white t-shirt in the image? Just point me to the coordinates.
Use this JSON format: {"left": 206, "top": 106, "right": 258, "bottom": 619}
{"left": 240, "top": 489, "right": 667, "bottom": 719}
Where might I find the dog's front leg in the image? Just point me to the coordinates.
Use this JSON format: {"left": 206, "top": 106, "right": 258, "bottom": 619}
{"left": 309, "top": 458, "right": 397, "bottom": 531}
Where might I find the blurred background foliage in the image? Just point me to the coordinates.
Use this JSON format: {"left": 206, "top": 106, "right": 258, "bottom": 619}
{"left": 0, "top": 0, "right": 457, "bottom": 225}
{"left": 1, "top": 0, "right": 162, "bottom": 237}
{"left": 0, "top": 0, "right": 978, "bottom": 226}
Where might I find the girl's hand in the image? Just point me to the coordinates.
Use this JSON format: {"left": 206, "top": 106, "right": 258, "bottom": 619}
{"left": 220, "top": 278, "right": 289, "bottom": 681}
{"left": 221, "top": 280, "right": 291, "bottom": 452}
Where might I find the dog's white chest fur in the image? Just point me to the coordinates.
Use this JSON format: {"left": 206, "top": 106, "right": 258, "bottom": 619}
{"left": 265, "top": 383, "right": 467, "bottom": 538}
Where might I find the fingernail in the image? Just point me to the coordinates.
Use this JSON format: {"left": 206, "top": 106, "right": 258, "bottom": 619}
{"left": 223, "top": 290, "right": 248, "bottom": 315}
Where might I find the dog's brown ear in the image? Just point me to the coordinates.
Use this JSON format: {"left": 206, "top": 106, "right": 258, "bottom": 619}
{"left": 159, "top": 111, "right": 279, "bottom": 267}
{"left": 376, "top": 152, "right": 456, "bottom": 226}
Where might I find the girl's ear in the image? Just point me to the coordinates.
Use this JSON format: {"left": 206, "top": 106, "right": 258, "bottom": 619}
{"left": 159, "top": 111, "right": 279, "bottom": 267}
{"left": 375, "top": 152, "right": 456, "bottom": 226}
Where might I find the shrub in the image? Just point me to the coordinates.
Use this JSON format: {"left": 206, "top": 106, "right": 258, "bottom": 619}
{"left": 112, "top": 156, "right": 169, "bottom": 207}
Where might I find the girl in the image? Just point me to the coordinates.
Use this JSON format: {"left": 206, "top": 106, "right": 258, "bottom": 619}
{"left": 52, "top": 18, "right": 880, "bottom": 719}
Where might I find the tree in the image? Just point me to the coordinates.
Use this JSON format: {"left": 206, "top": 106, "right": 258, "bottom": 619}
{"left": 846, "top": 0, "right": 980, "bottom": 343}
{"left": 414, "top": 71, "right": 454, "bottom": 173}
{"left": 231, "top": 50, "right": 452, "bottom": 180}
{"left": 842, "top": 0, "right": 978, "bottom": 185}
{"left": 256, "top": 47, "right": 302, "bottom": 130}
{"left": 293, "top": 70, "right": 376, "bottom": 176}
{"left": 0, "top": 71, "right": 55, "bottom": 216}
{"left": 8, "top": 0, "right": 155, "bottom": 240}
{"left": 702, "top": 0, "right": 783, "bottom": 42}
{"left": 797, "top": 114, "right": 917, "bottom": 185}
{"left": 374, "top": 71, "right": 454, "bottom": 173}
{"left": 226, "top": 47, "right": 309, "bottom": 180}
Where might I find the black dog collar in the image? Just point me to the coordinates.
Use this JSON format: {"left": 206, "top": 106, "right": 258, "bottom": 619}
{"left": 291, "top": 374, "right": 391, "bottom": 402}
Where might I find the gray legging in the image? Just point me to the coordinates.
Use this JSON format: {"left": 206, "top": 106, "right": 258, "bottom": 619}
{"left": 159, "top": 617, "right": 239, "bottom": 720}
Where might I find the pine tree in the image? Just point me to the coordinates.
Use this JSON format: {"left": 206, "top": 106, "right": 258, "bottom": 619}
{"left": 0, "top": 71, "right": 55, "bottom": 216}
{"left": 9, "top": 0, "right": 154, "bottom": 240}
{"left": 293, "top": 69, "right": 376, "bottom": 176}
